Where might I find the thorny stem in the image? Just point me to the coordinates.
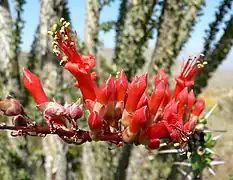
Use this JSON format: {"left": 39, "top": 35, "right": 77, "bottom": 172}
{"left": 0, "top": 123, "right": 122, "bottom": 145}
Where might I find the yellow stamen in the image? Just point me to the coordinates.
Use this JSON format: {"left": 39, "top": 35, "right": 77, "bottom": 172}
{"left": 48, "top": 31, "right": 54, "bottom": 36}
{"left": 52, "top": 23, "right": 58, "bottom": 31}
{"left": 65, "top": 22, "right": 70, "bottom": 28}
{"left": 60, "top": 17, "right": 65, "bottom": 23}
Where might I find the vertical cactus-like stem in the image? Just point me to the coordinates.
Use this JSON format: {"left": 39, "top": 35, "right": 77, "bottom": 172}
{"left": 194, "top": 16, "right": 233, "bottom": 94}
{"left": 39, "top": 1, "right": 69, "bottom": 179}
{"left": 149, "top": 0, "right": 204, "bottom": 76}
{"left": 113, "top": 0, "right": 157, "bottom": 79}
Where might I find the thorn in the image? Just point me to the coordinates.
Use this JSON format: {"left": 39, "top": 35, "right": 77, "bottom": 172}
{"left": 210, "top": 161, "right": 225, "bottom": 166}
{"left": 212, "top": 134, "right": 223, "bottom": 140}
{"left": 208, "top": 167, "right": 216, "bottom": 176}
{"left": 159, "top": 143, "right": 167, "bottom": 147}
{"left": 177, "top": 168, "right": 192, "bottom": 180}
{"left": 173, "top": 162, "right": 191, "bottom": 167}
{"left": 158, "top": 149, "right": 183, "bottom": 154}
{"left": 205, "top": 148, "right": 215, "bottom": 154}
{"left": 204, "top": 104, "right": 218, "bottom": 119}
{"left": 204, "top": 129, "right": 227, "bottom": 133}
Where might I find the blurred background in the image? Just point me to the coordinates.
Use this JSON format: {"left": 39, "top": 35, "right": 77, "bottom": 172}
{"left": 0, "top": 0, "right": 233, "bottom": 179}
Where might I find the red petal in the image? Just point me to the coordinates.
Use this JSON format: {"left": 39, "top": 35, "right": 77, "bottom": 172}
{"left": 153, "top": 69, "right": 168, "bottom": 86}
{"left": 115, "top": 71, "right": 128, "bottom": 102}
{"left": 177, "top": 87, "right": 188, "bottom": 117}
{"left": 88, "top": 111, "right": 102, "bottom": 133}
{"left": 23, "top": 68, "right": 49, "bottom": 104}
{"left": 96, "top": 75, "right": 115, "bottom": 104}
{"left": 147, "top": 138, "right": 160, "bottom": 150}
{"left": 192, "top": 98, "right": 205, "bottom": 116}
{"left": 129, "top": 106, "right": 149, "bottom": 133}
{"left": 144, "top": 122, "right": 170, "bottom": 139}
{"left": 187, "top": 90, "right": 195, "bottom": 113}
{"left": 125, "top": 73, "right": 148, "bottom": 112}
{"left": 64, "top": 62, "right": 96, "bottom": 100}
{"left": 149, "top": 81, "right": 165, "bottom": 114}
{"left": 137, "top": 92, "right": 150, "bottom": 109}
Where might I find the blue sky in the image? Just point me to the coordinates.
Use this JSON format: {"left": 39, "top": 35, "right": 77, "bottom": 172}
{"left": 8, "top": 0, "right": 233, "bottom": 70}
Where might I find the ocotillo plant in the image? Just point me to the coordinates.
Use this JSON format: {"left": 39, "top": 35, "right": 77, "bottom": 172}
{"left": 0, "top": 18, "right": 223, "bottom": 176}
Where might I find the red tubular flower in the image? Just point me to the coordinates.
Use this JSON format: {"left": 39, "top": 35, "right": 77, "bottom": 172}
{"left": 125, "top": 73, "right": 148, "bottom": 112}
{"left": 149, "top": 81, "right": 166, "bottom": 115}
{"left": 142, "top": 113, "right": 187, "bottom": 144}
{"left": 173, "top": 55, "right": 205, "bottom": 98}
{"left": 141, "top": 122, "right": 169, "bottom": 142}
{"left": 192, "top": 98, "right": 205, "bottom": 116}
{"left": 24, "top": 69, "right": 66, "bottom": 127}
{"left": 96, "top": 75, "right": 115, "bottom": 105}
{"left": 184, "top": 119, "right": 196, "bottom": 133}
{"left": 63, "top": 60, "right": 97, "bottom": 101}
{"left": 184, "top": 98, "right": 205, "bottom": 132}
{"left": 123, "top": 106, "right": 149, "bottom": 142}
{"left": 23, "top": 68, "right": 49, "bottom": 105}
{"left": 163, "top": 100, "right": 179, "bottom": 120}
{"left": 153, "top": 69, "right": 168, "bottom": 86}
{"left": 177, "top": 87, "right": 188, "bottom": 117}
{"left": 88, "top": 111, "right": 102, "bottom": 137}
{"left": 129, "top": 106, "right": 149, "bottom": 133}
{"left": 115, "top": 71, "right": 128, "bottom": 102}
{"left": 136, "top": 92, "right": 150, "bottom": 109}
{"left": 187, "top": 90, "right": 195, "bottom": 113}
{"left": 49, "top": 19, "right": 97, "bottom": 100}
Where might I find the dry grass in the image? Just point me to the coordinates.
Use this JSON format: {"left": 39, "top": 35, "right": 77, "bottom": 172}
{"left": 201, "top": 88, "right": 233, "bottom": 179}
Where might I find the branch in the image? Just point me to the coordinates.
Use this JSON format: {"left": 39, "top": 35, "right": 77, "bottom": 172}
{"left": 0, "top": 123, "right": 122, "bottom": 144}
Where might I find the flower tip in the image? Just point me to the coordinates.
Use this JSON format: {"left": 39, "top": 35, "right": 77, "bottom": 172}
{"left": 192, "top": 98, "right": 205, "bottom": 116}
{"left": 23, "top": 68, "right": 39, "bottom": 83}
{"left": 88, "top": 111, "right": 102, "bottom": 133}
{"left": 154, "top": 68, "right": 168, "bottom": 86}
{"left": 147, "top": 139, "right": 160, "bottom": 150}
{"left": 129, "top": 105, "right": 149, "bottom": 133}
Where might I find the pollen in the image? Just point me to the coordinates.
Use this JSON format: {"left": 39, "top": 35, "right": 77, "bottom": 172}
{"left": 48, "top": 31, "right": 54, "bottom": 36}
{"left": 52, "top": 23, "right": 58, "bottom": 31}
{"left": 60, "top": 17, "right": 65, "bottom": 23}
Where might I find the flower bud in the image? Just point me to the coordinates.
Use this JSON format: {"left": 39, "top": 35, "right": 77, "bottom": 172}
{"left": 153, "top": 69, "right": 168, "bottom": 87}
{"left": 149, "top": 81, "right": 165, "bottom": 115}
{"left": 115, "top": 71, "right": 128, "bottom": 102}
{"left": 192, "top": 98, "right": 205, "bottom": 116}
{"left": 129, "top": 106, "right": 149, "bottom": 133}
{"left": 66, "top": 103, "right": 83, "bottom": 120}
{"left": 137, "top": 92, "right": 150, "bottom": 109}
{"left": 96, "top": 75, "right": 115, "bottom": 105}
{"left": 184, "top": 118, "right": 196, "bottom": 132}
{"left": 187, "top": 90, "right": 195, "bottom": 113}
{"left": 37, "top": 101, "right": 65, "bottom": 117}
{"left": 23, "top": 68, "right": 49, "bottom": 104}
{"left": 146, "top": 138, "right": 160, "bottom": 150}
{"left": 177, "top": 87, "right": 188, "bottom": 117}
{"left": 88, "top": 111, "right": 102, "bottom": 135}
{"left": 125, "top": 73, "right": 148, "bottom": 112}
{"left": 0, "top": 96, "right": 23, "bottom": 116}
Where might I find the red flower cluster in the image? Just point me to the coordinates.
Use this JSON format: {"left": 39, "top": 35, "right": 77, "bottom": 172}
{"left": 4, "top": 18, "right": 206, "bottom": 149}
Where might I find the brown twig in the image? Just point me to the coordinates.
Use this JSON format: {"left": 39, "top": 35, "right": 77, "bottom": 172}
{"left": 0, "top": 123, "right": 122, "bottom": 145}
